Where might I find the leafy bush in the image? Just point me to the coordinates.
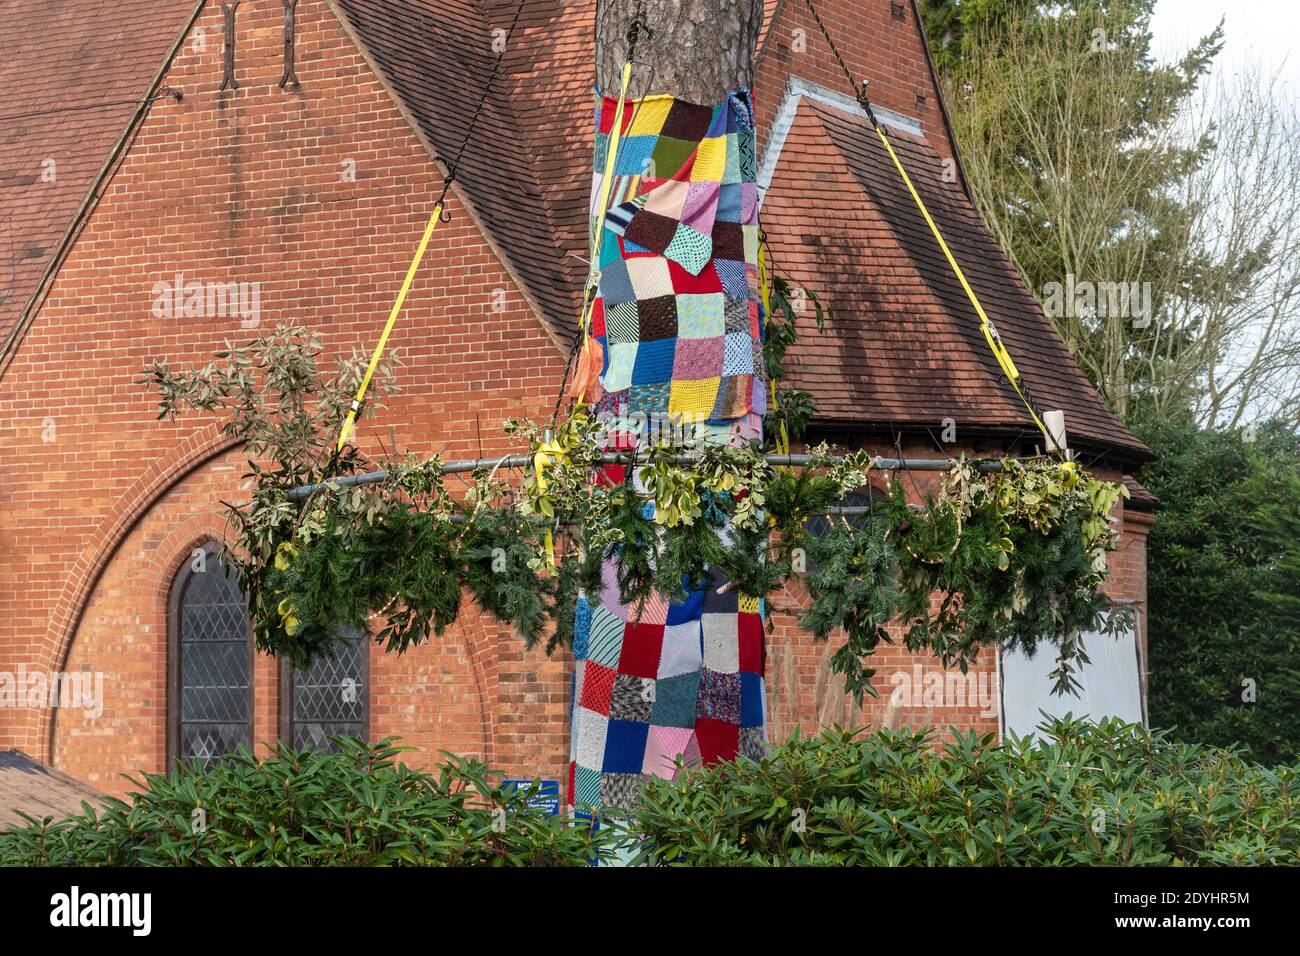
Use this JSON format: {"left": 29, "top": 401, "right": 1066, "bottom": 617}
{"left": 630, "top": 717, "right": 1300, "bottom": 866}
{"left": 0, "top": 739, "right": 607, "bottom": 867}
{"left": 9, "top": 725, "right": 1293, "bottom": 867}
{"left": 1133, "top": 416, "right": 1300, "bottom": 763}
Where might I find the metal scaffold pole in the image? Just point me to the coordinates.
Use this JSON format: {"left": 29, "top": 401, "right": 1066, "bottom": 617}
{"left": 284, "top": 452, "right": 1006, "bottom": 500}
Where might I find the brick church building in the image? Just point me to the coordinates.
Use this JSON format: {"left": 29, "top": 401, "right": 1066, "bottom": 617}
{"left": 0, "top": 0, "right": 1154, "bottom": 797}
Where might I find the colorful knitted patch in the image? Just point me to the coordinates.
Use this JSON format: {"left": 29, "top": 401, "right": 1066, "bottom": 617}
{"left": 568, "top": 563, "right": 768, "bottom": 814}
{"left": 590, "top": 89, "right": 767, "bottom": 424}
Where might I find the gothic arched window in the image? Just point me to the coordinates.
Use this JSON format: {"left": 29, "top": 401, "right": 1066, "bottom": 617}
{"left": 166, "top": 541, "right": 253, "bottom": 769}
{"left": 280, "top": 626, "right": 368, "bottom": 751}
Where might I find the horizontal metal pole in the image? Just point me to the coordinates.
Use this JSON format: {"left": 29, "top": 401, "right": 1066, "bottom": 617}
{"left": 285, "top": 452, "right": 1004, "bottom": 500}
{"left": 438, "top": 506, "right": 883, "bottom": 525}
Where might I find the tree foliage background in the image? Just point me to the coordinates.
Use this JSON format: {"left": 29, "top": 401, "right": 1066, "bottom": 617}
{"left": 1132, "top": 416, "right": 1300, "bottom": 763}
{"left": 921, "top": 0, "right": 1300, "bottom": 427}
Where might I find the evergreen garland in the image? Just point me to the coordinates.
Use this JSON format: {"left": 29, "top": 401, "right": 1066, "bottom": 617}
{"left": 149, "top": 322, "right": 1130, "bottom": 700}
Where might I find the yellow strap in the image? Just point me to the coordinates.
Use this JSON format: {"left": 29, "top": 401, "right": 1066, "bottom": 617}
{"left": 337, "top": 202, "right": 445, "bottom": 451}
{"left": 873, "top": 125, "right": 1053, "bottom": 447}
{"left": 578, "top": 61, "right": 636, "bottom": 342}
{"left": 532, "top": 435, "right": 571, "bottom": 569}
{"left": 757, "top": 238, "right": 789, "bottom": 456}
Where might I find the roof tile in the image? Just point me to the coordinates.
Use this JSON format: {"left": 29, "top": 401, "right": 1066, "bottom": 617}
{"left": 0, "top": 0, "right": 199, "bottom": 345}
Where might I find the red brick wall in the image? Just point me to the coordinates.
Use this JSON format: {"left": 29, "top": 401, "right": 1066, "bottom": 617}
{"left": 0, "top": 0, "right": 570, "bottom": 794}
{"left": 756, "top": 0, "right": 957, "bottom": 168}
{"left": 0, "top": 0, "right": 1149, "bottom": 797}
{"left": 764, "top": 433, "right": 1150, "bottom": 741}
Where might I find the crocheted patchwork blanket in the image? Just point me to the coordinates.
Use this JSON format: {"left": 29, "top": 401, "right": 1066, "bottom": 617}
{"left": 569, "top": 89, "right": 771, "bottom": 817}
{"left": 568, "top": 559, "right": 769, "bottom": 813}
{"left": 589, "top": 88, "right": 767, "bottom": 423}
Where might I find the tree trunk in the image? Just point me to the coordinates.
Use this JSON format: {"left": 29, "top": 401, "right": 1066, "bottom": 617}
{"left": 595, "top": 0, "right": 764, "bottom": 104}
{"left": 567, "top": 2, "right": 771, "bottom": 817}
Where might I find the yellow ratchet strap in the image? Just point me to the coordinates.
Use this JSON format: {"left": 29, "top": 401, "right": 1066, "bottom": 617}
{"left": 872, "top": 124, "right": 1054, "bottom": 449}
{"left": 337, "top": 202, "right": 446, "bottom": 452}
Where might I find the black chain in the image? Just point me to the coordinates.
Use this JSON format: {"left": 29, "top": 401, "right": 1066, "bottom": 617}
{"left": 801, "top": 0, "right": 878, "bottom": 125}
{"left": 434, "top": 0, "right": 531, "bottom": 214}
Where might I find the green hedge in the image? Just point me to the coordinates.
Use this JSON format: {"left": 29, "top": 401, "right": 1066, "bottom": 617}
{"left": 629, "top": 717, "right": 1300, "bottom": 866}
{"left": 0, "top": 739, "right": 606, "bottom": 866}
{"left": 6, "top": 721, "right": 1296, "bottom": 866}
{"left": 1132, "top": 416, "right": 1300, "bottom": 763}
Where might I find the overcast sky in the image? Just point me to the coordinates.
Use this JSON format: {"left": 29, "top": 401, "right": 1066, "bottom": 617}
{"left": 1150, "top": 0, "right": 1298, "bottom": 96}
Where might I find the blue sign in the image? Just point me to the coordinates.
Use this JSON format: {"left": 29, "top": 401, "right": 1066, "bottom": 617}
{"left": 502, "top": 779, "right": 561, "bottom": 816}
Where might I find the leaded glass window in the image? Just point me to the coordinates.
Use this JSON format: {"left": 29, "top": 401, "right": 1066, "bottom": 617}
{"left": 281, "top": 627, "right": 368, "bottom": 751}
{"left": 805, "top": 488, "right": 883, "bottom": 566}
{"left": 805, "top": 489, "right": 879, "bottom": 539}
{"left": 167, "top": 542, "right": 253, "bottom": 769}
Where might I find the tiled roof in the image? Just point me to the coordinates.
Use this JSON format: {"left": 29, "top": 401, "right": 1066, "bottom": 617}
{"left": 1122, "top": 475, "right": 1160, "bottom": 511}
{"left": 759, "top": 102, "right": 1149, "bottom": 460}
{"left": 0, "top": 750, "right": 105, "bottom": 832}
{"left": 0, "top": 0, "right": 200, "bottom": 346}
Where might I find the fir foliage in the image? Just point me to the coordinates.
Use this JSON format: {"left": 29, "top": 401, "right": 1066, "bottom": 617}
{"left": 148, "top": 324, "right": 1128, "bottom": 700}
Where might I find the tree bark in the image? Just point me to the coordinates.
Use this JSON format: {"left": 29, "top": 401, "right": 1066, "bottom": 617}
{"left": 595, "top": 0, "right": 764, "bottom": 104}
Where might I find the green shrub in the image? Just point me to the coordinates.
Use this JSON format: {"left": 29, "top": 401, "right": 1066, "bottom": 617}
{"left": 1132, "top": 416, "right": 1300, "bottom": 763}
{"left": 630, "top": 717, "right": 1300, "bottom": 866}
{"left": 11, "top": 724, "right": 1295, "bottom": 867}
{"left": 0, "top": 738, "right": 607, "bottom": 867}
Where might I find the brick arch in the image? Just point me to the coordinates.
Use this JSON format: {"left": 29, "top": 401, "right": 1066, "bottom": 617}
{"left": 444, "top": 609, "right": 499, "bottom": 767}
{"left": 49, "top": 513, "right": 235, "bottom": 771}
{"left": 42, "top": 435, "right": 502, "bottom": 770}
{"left": 147, "top": 521, "right": 236, "bottom": 611}
{"left": 34, "top": 425, "right": 240, "bottom": 761}
{"left": 134, "top": 520, "right": 501, "bottom": 766}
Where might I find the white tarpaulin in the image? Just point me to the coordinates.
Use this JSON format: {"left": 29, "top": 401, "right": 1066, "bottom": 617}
{"left": 1000, "top": 616, "right": 1145, "bottom": 740}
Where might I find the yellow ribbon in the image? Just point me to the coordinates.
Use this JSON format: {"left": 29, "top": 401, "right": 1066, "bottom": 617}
{"left": 337, "top": 201, "right": 446, "bottom": 452}
{"left": 872, "top": 124, "right": 1056, "bottom": 453}
{"left": 758, "top": 237, "right": 790, "bottom": 457}
{"left": 532, "top": 438, "right": 567, "bottom": 498}
{"left": 532, "top": 436, "right": 569, "bottom": 569}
